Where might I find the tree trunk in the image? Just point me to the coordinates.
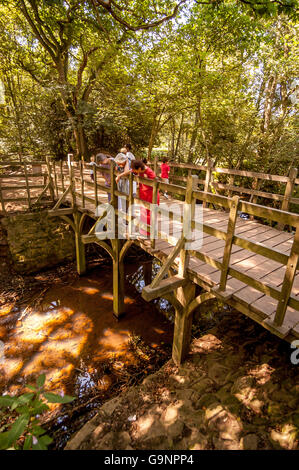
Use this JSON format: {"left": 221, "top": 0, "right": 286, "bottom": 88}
{"left": 175, "top": 113, "right": 184, "bottom": 158}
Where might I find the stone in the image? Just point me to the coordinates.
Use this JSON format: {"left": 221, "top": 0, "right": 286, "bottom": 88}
{"left": 2, "top": 212, "right": 75, "bottom": 273}
{"left": 65, "top": 422, "right": 97, "bottom": 450}
{"left": 166, "top": 420, "right": 185, "bottom": 440}
{"left": 270, "top": 425, "right": 298, "bottom": 450}
{"left": 196, "top": 394, "right": 220, "bottom": 410}
{"left": 208, "top": 363, "right": 230, "bottom": 386}
{"left": 231, "top": 376, "right": 256, "bottom": 402}
{"left": 192, "top": 378, "right": 214, "bottom": 394}
{"left": 100, "top": 397, "right": 121, "bottom": 416}
{"left": 213, "top": 436, "right": 241, "bottom": 450}
{"left": 241, "top": 433, "right": 259, "bottom": 450}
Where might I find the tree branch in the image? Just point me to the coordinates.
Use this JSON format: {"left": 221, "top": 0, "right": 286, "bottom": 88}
{"left": 94, "top": 0, "right": 188, "bottom": 32}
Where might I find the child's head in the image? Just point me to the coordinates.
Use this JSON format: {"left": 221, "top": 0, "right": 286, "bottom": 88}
{"left": 90, "top": 155, "right": 95, "bottom": 162}
{"left": 131, "top": 160, "right": 145, "bottom": 175}
{"left": 120, "top": 147, "right": 128, "bottom": 154}
{"left": 162, "top": 157, "right": 168, "bottom": 164}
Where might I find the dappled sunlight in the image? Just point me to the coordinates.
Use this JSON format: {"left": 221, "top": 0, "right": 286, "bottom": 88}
{"left": 0, "top": 267, "right": 173, "bottom": 398}
{"left": 73, "top": 286, "right": 100, "bottom": 295}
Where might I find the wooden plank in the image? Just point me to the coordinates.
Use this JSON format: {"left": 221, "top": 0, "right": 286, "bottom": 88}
{"left": 0, "top": 173, "right": 44, "bottom": 178}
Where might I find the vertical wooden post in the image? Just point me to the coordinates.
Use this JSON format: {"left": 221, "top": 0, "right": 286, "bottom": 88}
{"left": 109, "top": 158, "right": 125, "bottom": 317}
{"left": 80, "top": 160, "right": 85, "bottom": 208}
{"left": 273, "top": 226, "right": 299, "bottom": 326}
{"left": 74, "top": 212, "right": 86, "bottom": 276}
{"left": 154, "top": 155, "right": 158, "bottom": 176}
{"left": 228, "top": 174, "right": 234, "bottom": 198}
{"left": 203, "top": 158, "right": 213, "bottom": 208}
{"left": 0, "top": 177, "right": 6, "bottom": 214}
{"left": 60, "top": 160, "right": 65, "bottom": 192}
{"left": 150, "top": 180, "right": 158, "bottom": 249}
{"left": 53, "top": 160, "right": 58, "bottom": 198}
{"left": 111, "top": 238, "right": 125, "bottom": 318}
{"left": 172, "top": 282, "right": 195, "bottom": 365}
{"left": 249, "top": 177, "right": 259, "bottom": 220}
{"left": 110, "top": 160, "right": 116, "bottom": 209}
{"left": 45, "top": 156, "right": 55, "bottom": 201}
{"left": 178, "top": 174, "right": 198, "bottom": 278}
{"left": 68, "top": 154, "right": 76, "bottom": 208}
{"left": 128, "top": 171, "right": 134, "bottom": 236}
{"left": 23, "top": 162, "right": 31, "bottom": 209}
{"left": 278, "top": 167, "right": 298, "bottom": 230}
{"left": 219, "top": 195, "right": 239, "bottom": 292}
{"left": 94, "top": 164, "right": 98, "bottom": 209}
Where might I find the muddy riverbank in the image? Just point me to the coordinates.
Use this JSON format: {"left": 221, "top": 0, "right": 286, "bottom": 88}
{"left": 66, "top": 309, "right": 299, "bottom": 451}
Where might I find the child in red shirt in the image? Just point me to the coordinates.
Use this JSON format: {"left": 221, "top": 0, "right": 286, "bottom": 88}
{"left": 160, "top": 157, "right": 170, "bottom": 198}
{"left": 116, "top": 160, "right": 160, "bottom": 236}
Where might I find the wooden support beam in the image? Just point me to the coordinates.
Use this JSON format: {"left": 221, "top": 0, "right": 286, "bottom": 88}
{"left": 150, "top": 236, "right": 185, "bottom": 289}
{"left": 150, "top": 179, "right": 158, "bottom": 249}
{"left": 278, "top": 167, "right": 298, "bottom": 230}
{"left": 60, "top": 160, "right": 65, "bottom": 192}
{"left": 53, "top": 160, "right": 58, "bottom": 198}
{"left": 218, "top": 195, "right": 239, "bottom": 292}
{"left": 45, "top": 157, "right": 55, "bottom": 201}
{"left": 179, "top": 175, "right": 198, "bottom": 278}
{"left": 33, "top": 181, "right": 51, "bottom": 206}
{"left": 142, "top": 275, "right": 187, "bottom": 302}
{"left": 52, "top": 185, "right": 71, "bottom": 211}
{"left": 273, "top": 226, "right": 299, "bottom": 326}
{"left": 172, "top": 282, "right": 195, "bottom": 365}
{"left": 48, "top": 207, "right": 74, "bottom": 217}
{"left": 203, "top": 158, "right": 213, "bottom": 208}
{"left": 74, "top": 212, "right": 86, "bottom": 276}
{"left": 23, "top": 162, "right": 31, "bottom": 208}
{"left": 80, "top": 161, "right": 85, "bottom": 208}
{"left": 111, "top": 239, "right": 125, "bottom": 318}
{"left": 187, "top": 292, "right": 216, "bottom": 316}
{"left": 0, "top": 177, "right": 6, "bottom": 213}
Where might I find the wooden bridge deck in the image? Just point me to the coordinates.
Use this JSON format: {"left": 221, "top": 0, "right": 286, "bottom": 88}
{"left": 1, "top": 158, "right": 299, "bottom": 362}
{"left": 49, "top": 168, "right": 299, "bottom": 343}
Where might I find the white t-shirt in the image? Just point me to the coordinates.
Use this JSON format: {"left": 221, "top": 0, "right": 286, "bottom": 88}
{"left": 127, "top": 152, "right": 135, "bottom": 161}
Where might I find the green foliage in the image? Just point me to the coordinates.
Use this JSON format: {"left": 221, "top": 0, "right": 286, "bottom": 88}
{"left": 0, "top": 374, "right": 74, "bottom": 450}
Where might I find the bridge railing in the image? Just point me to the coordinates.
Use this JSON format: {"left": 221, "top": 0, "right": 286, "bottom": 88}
{"left": 150, "top": 159, "right": 299, "bottom": 228}
{"left": 0, "top": 158, "right": 52, "bottom": 212}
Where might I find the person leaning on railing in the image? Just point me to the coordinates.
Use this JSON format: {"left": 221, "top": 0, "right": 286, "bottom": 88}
{"left": 95, "top": 153, "right": 114, "bottom": 203}
{"left": 115, "top": 159, "right": 160, "bottom": 236}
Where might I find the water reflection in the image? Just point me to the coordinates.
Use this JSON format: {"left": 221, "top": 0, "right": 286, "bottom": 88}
{"left": 0, "top": 264, "right": 173, "bottom": 398}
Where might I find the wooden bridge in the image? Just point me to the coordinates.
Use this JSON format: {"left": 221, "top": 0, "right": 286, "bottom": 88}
{"left": 1, "top": 155, "right": 299, "bottom": 364}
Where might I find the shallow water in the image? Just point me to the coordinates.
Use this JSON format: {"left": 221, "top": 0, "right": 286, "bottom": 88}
{"left": 0, "top": 262, "right": 173, "bottom": 397}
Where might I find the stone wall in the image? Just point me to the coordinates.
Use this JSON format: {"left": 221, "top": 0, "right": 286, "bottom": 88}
{"left": 1, "top": 211, "right": 75, "bottom": 273}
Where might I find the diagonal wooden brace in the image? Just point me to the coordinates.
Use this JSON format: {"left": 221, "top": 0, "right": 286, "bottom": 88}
{"left": 142, "top": 275, "right": 187, "bottom": 302}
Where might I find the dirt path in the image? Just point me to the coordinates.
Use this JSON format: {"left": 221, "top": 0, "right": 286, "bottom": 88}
{"left": 66, "top": 308, "right": 299, "bottom": 451}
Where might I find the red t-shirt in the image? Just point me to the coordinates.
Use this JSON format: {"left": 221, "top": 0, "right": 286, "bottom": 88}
{"left": 161, "top": 163, "right": 170, "bottom": 179}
